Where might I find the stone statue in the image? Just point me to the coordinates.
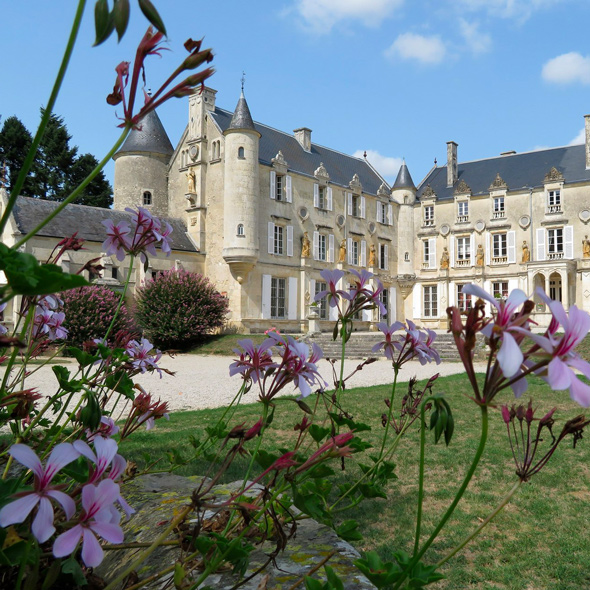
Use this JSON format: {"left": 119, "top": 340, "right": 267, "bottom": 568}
{"left": 583, "top": 235, "right": 590, "bottom": 259}
{"left": 440, "top": 247, "right": 449, "bottom": 269}
{"left": 476, "top": 244, "right": 484, "bottom": 267}
{"left": 522, "top": 240, "right": 530, "bottom": 263}
{"left": 338, "top": 239, "right": 347, "bottom": 263}
{"left": 301, "top": 232, "right": 311, "bottom": 258}
{"left": 186, "top": 169, "right": 196, "bottom": 193}
{"left": 368, "top": 244, "right": 377, "bottom": 267}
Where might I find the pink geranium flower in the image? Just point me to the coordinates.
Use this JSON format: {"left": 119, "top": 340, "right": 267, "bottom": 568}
{"left": 73, "top": 438, "right": 119, "bottom": 484}
{"left": 0, "top": 443, "right": 79, "bottom": 543}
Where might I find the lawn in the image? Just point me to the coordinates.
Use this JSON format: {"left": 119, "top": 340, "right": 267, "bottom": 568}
{"left": 120, "top": 372, "right": 590, "bottom": 590}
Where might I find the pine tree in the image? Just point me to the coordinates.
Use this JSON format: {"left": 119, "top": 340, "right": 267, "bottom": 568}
{"left": 67, "top": 153, "right": 112, "bottom": 208}
{"left": 0, "top": 115, "right": 39, "bottom": 196}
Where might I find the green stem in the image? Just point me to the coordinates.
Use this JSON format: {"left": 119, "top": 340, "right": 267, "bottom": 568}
{"left": 377, "top": 365, "right": 399, "bottom": 461}
{"left": 393, "top": 405, "right": 489, "bottom": 590}
{"left": 436, "top": 480, "right": 522, "bottom": 568}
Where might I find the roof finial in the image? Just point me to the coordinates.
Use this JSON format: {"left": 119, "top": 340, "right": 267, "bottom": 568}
{"left": 241, "top": 71, "right": 246, "bottom": 93}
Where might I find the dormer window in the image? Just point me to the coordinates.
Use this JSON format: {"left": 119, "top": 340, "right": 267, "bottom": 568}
{"left": 423, "top": 205, "right": 434, "bottom": 227}
{"left": 547, "top": 189, "right": 561, "bottom": 213}
{"left": 493, "top": 196, "right": 505, "bottom": 219}
{"left": 457, "top": 201, "right": 469, "bottom": 223}
{"left": 318, "top": 186, "right": 326, "bottom": 209}
{"left": 143, "top": 191, "right": 152, "bottom": 206}
{"left": 269, "top": 171, "right": 292, "bottom": 202}
{"left": 347, "top": 192, "right": 365, "bottom": 218}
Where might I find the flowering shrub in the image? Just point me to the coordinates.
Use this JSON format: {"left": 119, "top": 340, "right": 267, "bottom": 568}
{"left": 61, "top": 285, "right": 135, "bottom": 348}
{"left": 134, "top": 269, "right": 229, "bottom": 349}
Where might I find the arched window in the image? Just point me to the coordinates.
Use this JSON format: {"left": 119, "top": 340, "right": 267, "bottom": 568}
{"left": 143, "top": 191, "right": 152, "bottom": 205}
{"left": 404, "top": 251, "right": 410, "bottom": 262}
{"left": 238, "top": 146, "right": 245, "bottom": 159}
{"left": 237, "top": 224, "right": 245, "bottom": 236}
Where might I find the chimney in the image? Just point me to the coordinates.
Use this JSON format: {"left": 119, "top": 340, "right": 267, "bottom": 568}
{"left": 447, "top": 141, "right": 458, "bottom": 187}
{"left": 585, "top": 115, "right": 590, "bottom": 169}
{"left": 294, "top": 127, "right": 312, "bottom": 152}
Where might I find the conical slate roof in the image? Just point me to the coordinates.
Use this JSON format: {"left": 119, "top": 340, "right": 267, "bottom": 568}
{"left": 117, "top": 109, "right": 174, "bottom": 156}
{"left": 228, "top": 91, "right": 256, "bottom": 132}
{"left": 392, "top": 160, "right": 416, "bottom": 190}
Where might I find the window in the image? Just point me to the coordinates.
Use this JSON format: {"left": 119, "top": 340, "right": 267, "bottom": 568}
{"left": 351, "top": 240, "right": 359, "bottom": 266}
{"left": 547, "top": 190, "right": 561, "bottom": 213}
{"left": 378, "top": 288, "right": 388, "bottom": 321}
{"left": 111, "top": 267, "right": 118, "bottom": 280}
{"left": 492, "top": 281, "right": 509, "bottom": 300}
{"left": 143, "top": 191, "right": 152, "bottom": 205}
{"left": 211, "top": 140, "right": 221, "bottom": 160}
{"left": 274, "top": 225, "right": 284, "bottom": 255}
{"left": 493, "top": 197, "right": 505, "bottom": 218}
{"left": 404, "top": 252, "right": 410, "bottom": 262}
{"left": 351, "top": 195, "right": 360, "bottom": 217}
{"left": 550, "top": 275, "right": 562, "bottom": 302}
{"left": 548, "top": 228, "right": 563, "bottom": 257}
{"left": 423, "top": 205, "right": 434, "bottom": 226}
{"left": 423, "top": 240, "right": 431, "bottom": 266}
{"left": 314, "top": 281, "right": 328, "bottom": 319}
{"left": 456, "top": 236, "right": 470, "bottom": 261}
{"left": 423, "top": 285, "right": 438, "bottom": 318}
{"left": 238, "top": 146, "right": 245, "bottom": 159}
{"left": 237, "top": 224, "right": 245, "bottom": 237}
{"left": 271, "top": 277, "right": 286, "bottom": 319}
{"left": 275, "top": 175, "right": 283, "bottom": 201}
{"left": 347, "top": 192, "right": 365, "bottom": 218}
{"left": 492, "top": 233, "right": 507, "bottom": 259}
{"left": 456, "top": 284, "right": 472, "bottom": 312}
{"left": 317, "top": 234, "right": 327, "bottom": 261}
{"left": 379, "top": 243, "right": 388, "bottom": 270}
{"left": 377, "top": 202, "right": 388, "bottom": 224}
{"left": 457, "top": 201, "right": 469, "bottom": 222}
{"left": 318, "top": 186, "right": 326, "bottom": 209}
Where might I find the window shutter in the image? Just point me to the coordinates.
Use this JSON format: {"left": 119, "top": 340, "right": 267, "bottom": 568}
{"left": 376, "top": 203, "right": 380, "bottom": 222}
{"left": 485, "top": 232, "right": 491, "bottom": 265}
{"left": 310, "top": 278, "right": 316, "bottom": 303}
{"left": 564, "top": 225, "right": 574, "bottom": 259}
{"left": 388, "top": 204, "right": 393, "bottom": 225}
{"left": 329, "top": 300, "right": 338, "bottom": 321}
{"left": 536, "top": 228, "right": 546, "bottom": 261}
{"left": 347, "top": 192, "right": 352, "bottom": 216}
{"left": 508, "top": 278, "right": 518, "bottom": 296}
{"left": 361, "top": 240, "right": 367, "bottom": 267}
{"left": 288, "top": 277, "right": 298, "bottom": 319}
{"left": 507, "top": 230, "right": 516, "bottom": 263}
{"left": 470, "top": 234, "right": 475, "bottom": 266}
{"left": 261, "top": 275, "right": 272, "bottom": 318}
{"left": 362, "top": 307, "right": 372, "bottom": 322}
{"left": 428, "top": 237, "right": 436, "bottom": 269}
{"left": 347, "top": 237, "right": 353, "bottom": 265}
{"left": 329, "top": 234, "right": 335, "bottom": 263}
{"left": 313, "top": 231, "right": 319, "bottom": 260}
{"left": 360, "top": 196, "right": 366, "bottom": 219}
{"left": 287, "top": 225, "right": 294, "bottom": 257}
{"left": 389, "top": 287, "right": 396, "bottom": 322}
{"left": 449, "top": 281, "right": 456, "bottom": 306}
{"left": 268, "top": 222, "right": 275, "bottom": 254}
{"left": 285, "top": 175, "right": 292, "bottom": 202}
{"left": 313, "top": 183, "right": 319, "bottom": 208}
{"left": 269, "top": 171, "right": 276, "bottom": 200}
{"left": 384, "top": 244, "right": 389, "bottom": 270}
{"left": 449, "top": 237, "right": 455, "bottom": 268}
{"left": 412, "top": 284, "right": 421, "bottom": 320}
{"left": 327, "top": 187, "right": 333, "bottom": 211}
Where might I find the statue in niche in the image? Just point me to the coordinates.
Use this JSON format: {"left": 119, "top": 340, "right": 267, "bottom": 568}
{"left": 476, "top": 244, "right": 484, "bottom": 267}
{"left": 368, "top": 244, "right": 377, "bottom": 267}
{"left": 583, "top": 235, "right": 590, "bottom": 259}
{"left": 186, "top": 169, "right": 196, "bottom": 194}
{"left": 338, "top": 239, "right": 347, "bottom": 263}
{"left": 440, "top": 247, "right": 449, "bottom": 270}
{"left": 301, "top": 232, "right": 311, "bottom": 258}
{"left": 522, "top": 240, "right": 531, "bottom": 263}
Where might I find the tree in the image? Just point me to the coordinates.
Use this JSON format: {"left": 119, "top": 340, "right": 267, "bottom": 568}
{"left": 67, "top": 153, "right": 113, "bottom": 208}
{"left": 0, "top": 115, "right": 38, "bottom": 196}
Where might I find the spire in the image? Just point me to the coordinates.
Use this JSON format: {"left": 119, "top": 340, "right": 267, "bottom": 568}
{"left": 228, "top": 91, "right": 257, "bottom": 132}
{"left": 116, "top": 109, "right": 173, "bottom": 157}
{"left": 392, "top": 159, "right": 416, "bottom": 190}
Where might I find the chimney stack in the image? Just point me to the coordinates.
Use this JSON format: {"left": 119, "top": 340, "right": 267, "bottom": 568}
{"left": 447, "top": 141, "right": 458, "bottom": 187}
{"left": 294, "top": 127, "right": 312, "bottom": 152}
{"left": 585, "top": 115, "right": 590, "bottom": 169}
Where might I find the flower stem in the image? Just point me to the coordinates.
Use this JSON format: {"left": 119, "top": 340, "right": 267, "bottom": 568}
{"left": 377, "top": 365, "right": 399, "bottom": 461}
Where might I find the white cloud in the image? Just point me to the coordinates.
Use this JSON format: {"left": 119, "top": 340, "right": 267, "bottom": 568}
{"left": 459, "top": 19, "right": 491, "bottom": 55}
{"left": 353, "top": 149, "right": 403, "bottom": 180}
{"left": 569, "top": 127, "right": 585, "bottom": 145}
{"left": 451, "top": 0, "right": 564, "bottom": 21}
{"left": 542, "top": 52, "right": 590, "bottom": 85}
{"left": 385, "top": 33, "right": 446, "bottom": 65}
{"left": 293, "top": 0, "right": 404, "bottom": 33}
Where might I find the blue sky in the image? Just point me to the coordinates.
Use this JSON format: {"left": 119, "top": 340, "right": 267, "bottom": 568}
{"left": 2, "top": 0, "right": 590, "bottom": 188}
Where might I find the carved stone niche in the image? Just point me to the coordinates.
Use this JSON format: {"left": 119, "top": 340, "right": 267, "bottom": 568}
{"left": 421, "top": 184, "right": 436, "bottom": 200}
{"left": 544, "top": 166, "right": 564, "bottom": 183}
{"left": 314, "top": 162, "right": 330, "bottom": 186}
{"left": 377, "top": 181, "right": 390, "bottom": 198}
{"left": 271, "top": 150, "right": 288, "bottom": 175}
{"left": 349, "top": 173, "right": 363, "bottom": 194}
{"left": 454, "top": 179, "right": 472, "bottom": 196}
{"left": 489, "top": 173, "right": 507, "bottom": 191}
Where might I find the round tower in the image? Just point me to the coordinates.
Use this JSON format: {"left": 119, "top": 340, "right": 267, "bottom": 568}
{"left": 392, "top": 160, "right": 417, "bottom": 276}
{"left": 112, "top": 109, "right": 173, "bottom": 218}
{"left": 222, "top": 91, "right": 261, "bottom": 282}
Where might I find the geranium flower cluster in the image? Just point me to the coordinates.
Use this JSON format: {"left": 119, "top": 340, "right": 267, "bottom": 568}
{"left": 33, "top": 295, "right": 68, "bottom": 341}
{"left": 372, "top": 320, "right": 440, "bottom": 367}
{"left": 119, "top": 388, "right": 170, "bottom": 439}
{"left": 0, "top": 434, "right": 132, "bottom": 568}
{"left": 126, "top": 337, "right": 164, "bottom": 377}
{"left": 103, "top": 207, "right": 173, "bottom": 264}
{"left": 230, "top": 332, "right": 327, "bottom": 399}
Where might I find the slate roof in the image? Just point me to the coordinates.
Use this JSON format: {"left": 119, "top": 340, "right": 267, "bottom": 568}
{"left": 116, "top": 110, "right": 174, "bottom": 156}
{"left": 392, "top": 160, "right": 416, "bottom": 190}
{"left": 228, "top": 92, "right": 257, "bottom": 132}
{"left": 210, "top": 108, "right": 385, "bottom": 196}
{"left": 417, "top": 144, "right": 590, "bottom": 201}
{"left": 11, "top": 197, "right": 197, "bottom": 252}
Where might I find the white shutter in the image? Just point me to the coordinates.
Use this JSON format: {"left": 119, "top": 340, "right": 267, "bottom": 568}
{"left": 508, "top": 278, "right": 518, "bottom": 296}
{"left": 310, "top": 278, "right": 316, "bottom": 305}
{"left": 329, "top": 234, "right": 334, "bottom": 263}
{"left": 428, "top": 237, "right": 436, "bottom": 269}
{"left": 285, "top": 175, "right": 292, "bottom": 202}
{"left": 313, "top": 183, "right": 319, "bottom": 208}
{"left": 269, "top": 171, "right": 276, "bottom": 200}
{"left": 360, "top": 196, "right": 366, "bottom": 219}
{"left": 362, "top": 307, "right": 372, "bottom": 322}
{"left": 389, "top": 287, "right": 396, "bottom": 322}
{"left": 287, "top": 225, "right": 294, "bottom": 257}
{"left": 384, "top": 244, "right": 389, "bottom": 270}
{"left": 327, "top": 187, "right": 333, "bottom": 211}
{"left": 347, "top": 237, "right": 353, "bottom": 265}
{"left": 536, "top": 228, "right": 546, "bottom": 261}
{"left": 268, "top": 222, "right": 275, "bottom": 254}
{"left": 470, "top": 234, "right": 476, "bottom": 266}
{"left": 376, "top": 203, "right": 380, "bottom": 222}
{"left": 329, "top": 302, "right": 338, "bottom": 321}
{"left": 288, "top": 277, "right": 298, "bottom": 319}
{"left": 449, "top": 237, "right": 455, "bottom": 268}
{"left": 564, "top": 225, "right": 574, "bottom": 259}
{"left": 507, "top": 230, "right": 516, "bottom": 264}
{"left": 261, "top": 275, "right": 272, "bottom": 319}
{"left": 313, "top": 231, "right": 319, "bottom": 260}
{"left": 412, "top": 284, "right": 421, "bottom": 320}
{"left": 485, "top": 232, "right": 491, "bottom": 265}
{"left": 347, "top": 192, "right": 352, "bottom": 216}
{"left": 388, "top": 204, "right": 393, "bottom": 226}
{"left": 449, "top": 281, "right": 456, "bottom": 306}
{"left": 360, "top": 240, "right": 367, "bottom": 267}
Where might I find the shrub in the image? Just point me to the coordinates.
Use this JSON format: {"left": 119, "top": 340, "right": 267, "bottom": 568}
{"left": 61, "top": 285, "right": 135, "bottom": 348}
{"left": 135, "top": 270, "right": 229, "bottom": 349}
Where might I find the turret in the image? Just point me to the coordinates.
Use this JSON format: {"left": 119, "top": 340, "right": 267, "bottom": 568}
{"left": 221, "top": 91, "right": 261, "bottom": 283}
{"left": 113, "top": 109, "right": 173, "bottom": 217}
{"left": 392, "top": 160, "right": 417, "bottom": 276}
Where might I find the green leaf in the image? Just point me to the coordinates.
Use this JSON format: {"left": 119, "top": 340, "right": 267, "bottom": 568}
{"left": 41, "top": 558, "right": 62, "bottom": 590}
{"left": 328, "top": 412, "right": 371, "bottom": 432}
{"left": 61, "top": 555, "right": 87, "bottom": 586}
{"left": 138, "top": 0, "right": 167, "bottom": 35}
{"left": 52, "top": 366, "right": 83, "bottom": 393}
{"left": 304, "top": 578, "right": 324, "bottom": 590}
{"left": 307, "top": 464, "right": 334, "bottom": 478}
{"left": 358, "top": 481, "right": 387, "bottom": 499}
{"left": 105, "top": 371, "right": 135, "bottom": 399}
{"left": 62, "top": 456, "right": 90, "bottom": 483}
{"left": 309, "top": 424, "right": 331, "bottom": 443}
{"left": 93, "top": 0, "right": 111, "bottom": 45}
{"left": 254, "top": 449, "right": 279, "bottom": 470}
{"left": 354, "top": 551, "right": 401, "bottom": 588}
{"left": 80, "top": 392, "right": 102, "bottom": 430}
{"left": 113, "top": 0, "right": 130, "bottom": 40}
{"left": 324, "top": 566, "right": 345, "bottom": 590}
{"left": 336, "top": 519, "right": 363, "bottom": 542}
{"left": 67, "top": 346, "right": 99, "bottom": 368}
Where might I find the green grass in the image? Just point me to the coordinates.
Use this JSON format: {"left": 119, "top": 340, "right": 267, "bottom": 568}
{"left": 120, "top": 372, "right": 590, "bottom": 590}
{"left": 187, "top": 334, "right": 269, "bottom": 356}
